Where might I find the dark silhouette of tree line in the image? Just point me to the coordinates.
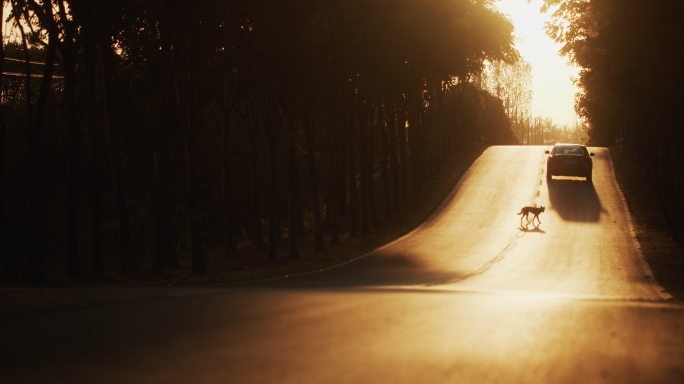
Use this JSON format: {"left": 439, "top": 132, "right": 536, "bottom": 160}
{"left": 543, "top": 0, "right": 684, "bottom": 241}
{"left": 0, "top": 0, "right": 520, "bottom": 283}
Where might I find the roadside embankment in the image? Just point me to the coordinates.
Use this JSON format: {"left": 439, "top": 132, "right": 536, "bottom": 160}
{"left": 611, "top": 147, "right": 684, "bottom": 300}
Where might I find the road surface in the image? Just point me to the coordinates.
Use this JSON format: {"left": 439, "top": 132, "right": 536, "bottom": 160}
{"left": 3, "top": 146, "right": 683, "bottom": 384}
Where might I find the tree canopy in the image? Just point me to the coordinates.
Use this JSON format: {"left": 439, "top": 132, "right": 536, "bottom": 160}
{"left": 542, "top": 0, "right": 684, "bottom": 239}
{"left": 0, "top": 0, "right": 521, "bottom": 282}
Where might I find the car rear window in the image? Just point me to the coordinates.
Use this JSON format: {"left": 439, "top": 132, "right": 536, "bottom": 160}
{"left": 555, "top": 146, "right": 587, "bottom": 156}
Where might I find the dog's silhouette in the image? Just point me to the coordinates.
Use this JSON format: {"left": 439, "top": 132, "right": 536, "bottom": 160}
{"left": 517, "top": 206, "right": 545, "bottom": 225}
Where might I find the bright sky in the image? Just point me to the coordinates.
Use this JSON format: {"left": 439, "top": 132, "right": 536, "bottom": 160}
{"left": 496, "top": 0, "right": 580, "bottom": 127}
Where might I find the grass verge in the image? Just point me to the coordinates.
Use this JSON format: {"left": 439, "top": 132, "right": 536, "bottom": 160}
{"left": 88, "top": 144, "right": 488, "bottom": 287}
{"left": 21, "top": 145, "right": 680, "bottom": 296}
{"left": 610, "top": 147, "right": 684, "bottom": 300}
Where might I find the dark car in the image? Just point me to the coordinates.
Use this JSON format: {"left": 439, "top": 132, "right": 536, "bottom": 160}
{"left": 545, "top": 143, "right": 595, "bottom": 182}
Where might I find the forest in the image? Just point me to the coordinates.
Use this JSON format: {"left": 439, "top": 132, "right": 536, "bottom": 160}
{"left": 0, "top": 0, "right": 528, "bottom": 283}
{"left": 543, "top": 0, "right": 684, "bottom": 240}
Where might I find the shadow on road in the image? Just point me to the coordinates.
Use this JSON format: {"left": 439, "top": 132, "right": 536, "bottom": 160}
{"left": 520, "top": 223, "right": 546, "bottom": 233}
{"left": 547, "top": 178, "right": 603, "bottom": 222}
{"left": 247, "top": 248, "right": 471, "bottom": 289}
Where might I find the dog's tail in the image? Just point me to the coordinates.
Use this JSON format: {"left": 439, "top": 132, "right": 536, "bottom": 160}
{"left": 516, "top": 211, "right": 523, "bottom": 215}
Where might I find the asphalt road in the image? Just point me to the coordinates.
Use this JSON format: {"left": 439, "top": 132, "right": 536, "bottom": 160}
{"left": 3, "top": 146, "right": 683, "bottom": 384}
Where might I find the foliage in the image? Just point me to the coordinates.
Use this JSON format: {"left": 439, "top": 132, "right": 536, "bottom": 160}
{"left": 481, "top": 56, "right": 532, "bottom": 144}
{"left": 0, "top": 0, "right": 521, "bottom": 282}
{"left": 542, "top": 0, "right": 684, "bottom": 239}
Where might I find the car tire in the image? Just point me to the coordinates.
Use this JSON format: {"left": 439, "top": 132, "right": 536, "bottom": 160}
{"left": 586, "top": 173, "right": 592, "bottom": 183}
{"left": 546, "top": 169, "right": 552, "bottom": 181}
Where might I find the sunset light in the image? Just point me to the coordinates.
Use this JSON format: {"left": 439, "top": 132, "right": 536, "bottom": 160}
{"left": 2, "top": 1, "right": 684, "bottom": 384}
{"left": 496, "top": 0, "right": 581, "bottom": 127}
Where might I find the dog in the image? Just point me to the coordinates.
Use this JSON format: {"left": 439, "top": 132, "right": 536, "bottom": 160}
{"left": 517, "top": 206, "right": 545, "bottom": 225}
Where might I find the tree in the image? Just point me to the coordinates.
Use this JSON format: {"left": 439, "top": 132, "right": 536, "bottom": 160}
{"left": 0, "top": 0, "right": 521, "bottom": 283}
{"left": 481, "top": 57, "right": 532, "bottom": 144}
{"left": 543, "top": 0, "right": 684, "bottom": 240}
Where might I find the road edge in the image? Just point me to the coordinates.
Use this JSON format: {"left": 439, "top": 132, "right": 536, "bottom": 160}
{"left": 241, "top": 148, "right": 486, "bottom": 284}
{"left": 607, "top": 150, "right": 673, "bottom": 300}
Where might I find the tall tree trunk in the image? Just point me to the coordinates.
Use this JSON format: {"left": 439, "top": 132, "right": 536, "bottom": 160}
{"left": 398, "top": 103, "right": 408, "bottom": 205}
{"left": 182, "top": 88, "right": 206, "bottom": 274}
{"left": 435, "top": 129, "right": 442, "bottom": 173}
{"left": 347, "top": 104, "right": 359, "bottom": 238}
{"left": 419, "top": 114, "right": 427, "bottom": 183}
{"left": 287, "top": 123, "right": 300, "bottom": 258}
{"left": 304, "top": 117, "right": 325, "bottom": 251}
{"left": 435, "top": 87, "right": 443, "bottom": 172}
{"left": 266, "top": 98, "right": 281, "bottom": 261}
{"left": 62, "top": 43, "right": 79, "bottom": 278}
{"left": 0, "top": 2, "right": 15, "bottom": 280}
{"left": 367, "top": 100, "right": 379, "bottom": 230}
{"left": 388, "top": 101, "right": 400, "bottom": 213}
{"left": 151, "top": 19, "right": 173, "bottom": 275}
{"left": 296, "top": 185, "right": 305, "bottom": 236}
{"left": 267, "top": 168, "right": 278, "bottom": 261}
{"left": 0, "top": 106, "right": 9, "bottom": 278}
{"left": 409, "top": 85, "right": 422, "bottom": 197}
{"left": 27, "top": 26, "right": 57, "bottom": 283}
{"left": 324, "top": 194, "right": 332, "bottom": 230}
{"left": 84, "top": 42, "right": 104, "bottom": 278}
{"left": 177, "top": 58, "right": 206, "bottom": 274}
{"left": 288, "top": 173, "right": 300, "bottom": 258}
{"left": 283, "top": 103, "right": 305, "bottom": 247}
{"left": 328, "top": 105, "right": 341, "bottom": 246}
{"left": 378, "top": 95, "right": 392, "bottom": 221}
{"left": 249, "top": 152, "right": 263, "bottom": 248}
{"left": 186, "top": 126, "right": 206, "bottom": 275}
{"left": 366, "top": 168, "right": 379, "bottom": 229}
{"left": 56, "top": 0, "right": 80, "bottom": 279}
{"left": 338, "top": 118, "right": 347, "bottom": 219}
{"left": 222, "top": 74, "right": 236, "bottom": 256}
{"left": 454, "top": 87, "right": 464, "bottom": 151}
{"left": 19, "top": 24, "right": 35, "bottom": 280}
{"left": 438, "top": 87, "right": 451, "bottom": 158}
{"left": 357, "top": 96, "right": 371, "bottom": 236}
{"left": 245, "top": 98, "right": 263, "bottom": 249}
{"left": 99, "top": 44, "right": 138, "bottom": 273}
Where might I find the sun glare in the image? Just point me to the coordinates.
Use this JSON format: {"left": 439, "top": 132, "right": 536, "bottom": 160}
{"left": 496, "top": 0, "right": 581, "bottom": 128}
